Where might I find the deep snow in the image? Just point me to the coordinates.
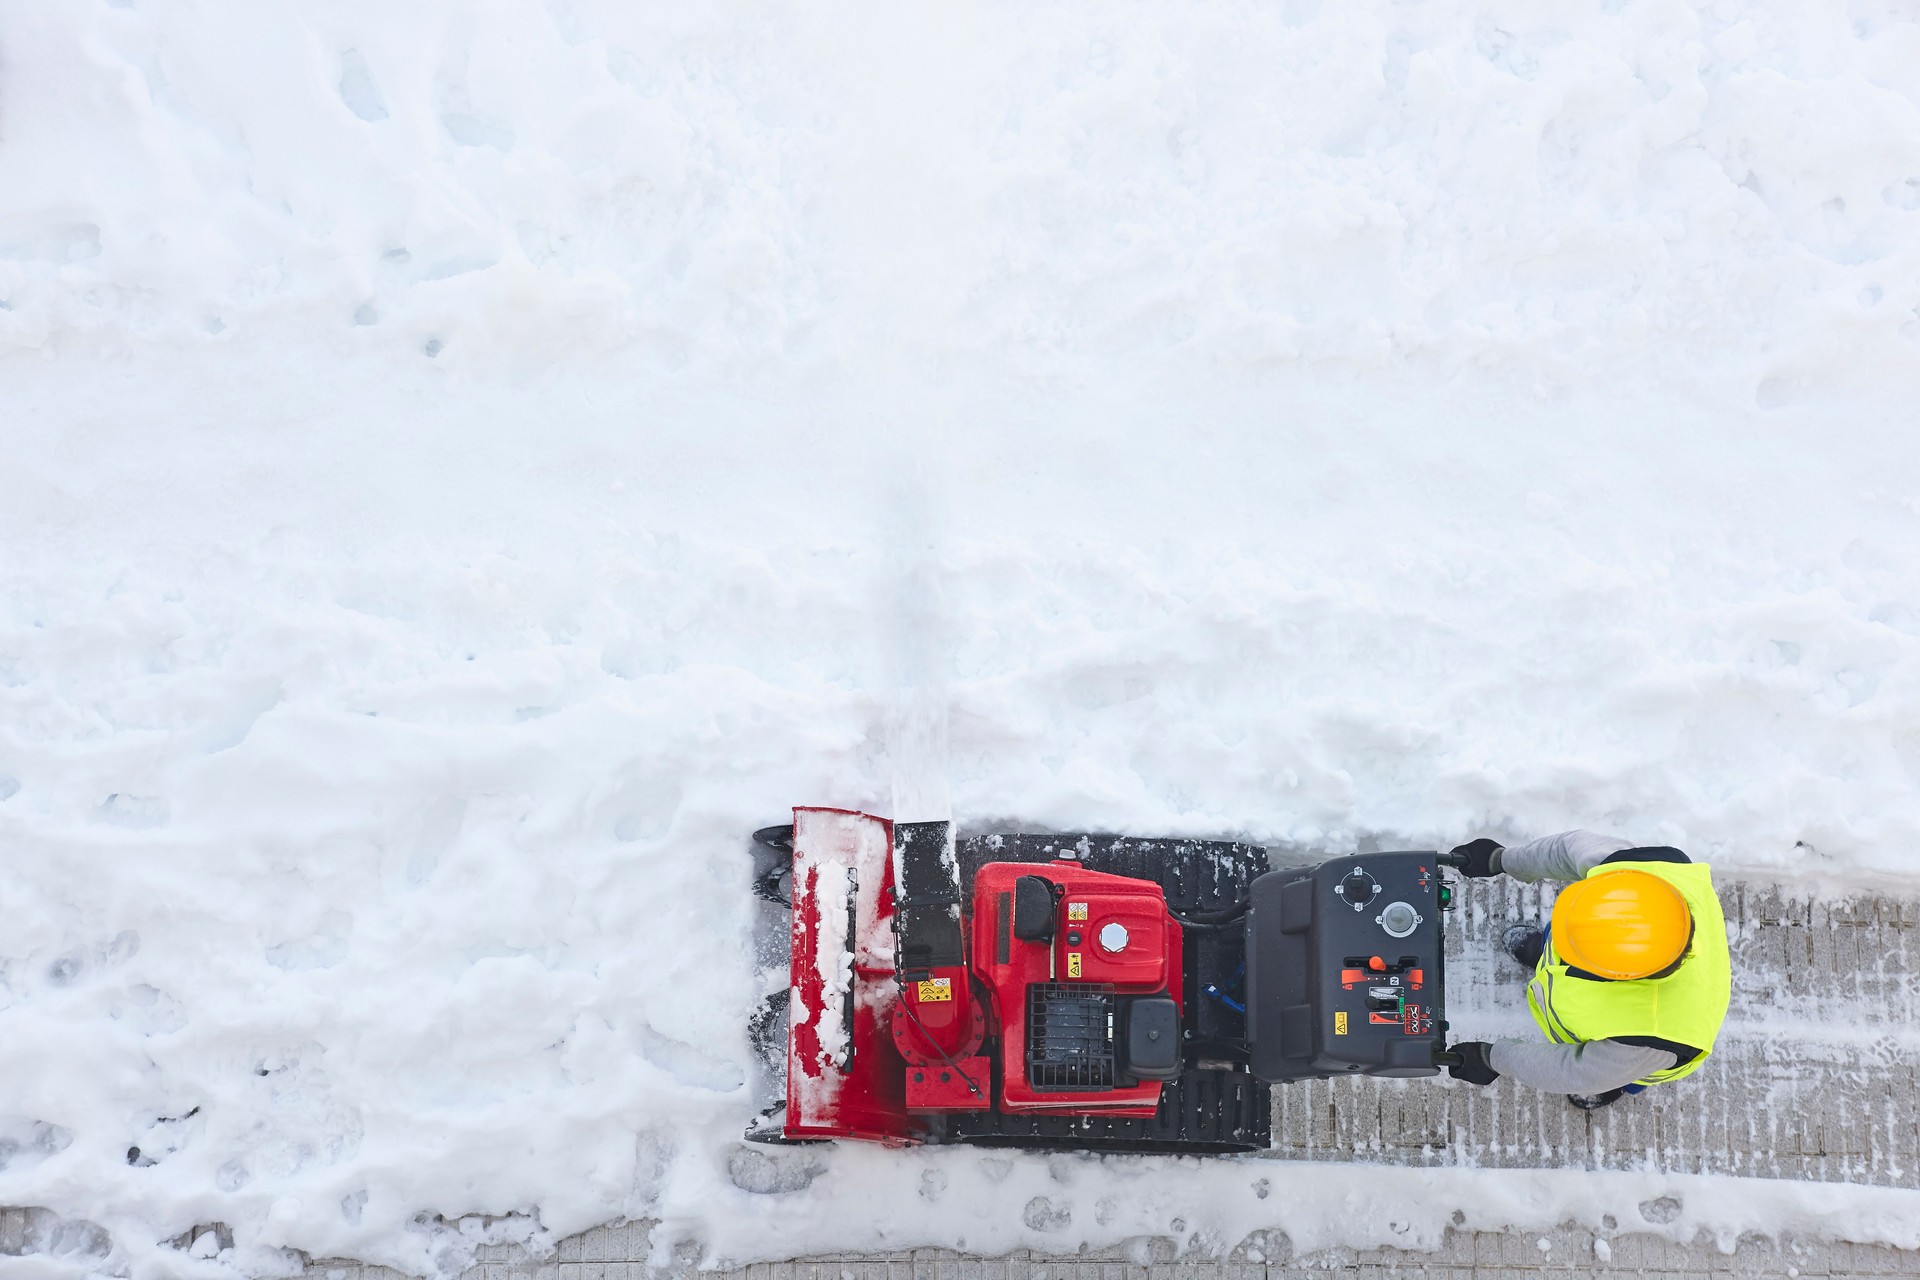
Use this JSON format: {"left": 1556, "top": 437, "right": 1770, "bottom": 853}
{"left": 5, "top": 0, "right": 1920, "bottom": 1276}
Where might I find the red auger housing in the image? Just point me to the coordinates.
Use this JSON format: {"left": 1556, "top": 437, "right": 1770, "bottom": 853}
{"left": 748, "top": 807, "right": 1454, "bottom": 1154}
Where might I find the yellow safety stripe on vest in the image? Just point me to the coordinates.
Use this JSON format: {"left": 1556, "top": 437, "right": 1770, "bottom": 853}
{"left": 1528, "top": 968, "right": 1578, "bottom": 1044}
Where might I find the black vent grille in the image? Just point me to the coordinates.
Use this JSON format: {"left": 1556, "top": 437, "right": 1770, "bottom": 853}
{"left": 1026, "top": 983, "right": 1116, "bottom": 1092}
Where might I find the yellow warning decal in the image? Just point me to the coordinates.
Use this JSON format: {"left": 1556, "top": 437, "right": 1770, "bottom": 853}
{"left": 1334, "top": 1011, "right": 1349, "bottom": 1036}
{"left": 916, "top": 977, "right": 952, "bottom": 1003}
{"left": 1066, "top": 952, "right": 1082, "bottom": 978}
{"left": 1067, "top": 902, "right": 1089, "bottom": 922}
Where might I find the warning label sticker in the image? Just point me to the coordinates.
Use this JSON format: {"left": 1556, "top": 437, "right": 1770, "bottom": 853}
{"left": 916, "top": 977, "right": 952, "bottom": 1003}
{"left": 1334, "top": 1011, "right": 1349, "bottom": 1036}
{"left": 1066, "top": 952, "right": 1082, "bottom": 978}
{"left": 1067, "top": 902, "right": 1088, "bottom": 921}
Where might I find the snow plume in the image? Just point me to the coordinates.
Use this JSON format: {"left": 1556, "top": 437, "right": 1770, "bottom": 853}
{"left": 884, "top": 469, "right": 955, "bottom": 828}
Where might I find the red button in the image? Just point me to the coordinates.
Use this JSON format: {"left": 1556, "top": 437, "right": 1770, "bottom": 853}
{"left": 1368, "top": 956, "right": 1386, "bottom": 972}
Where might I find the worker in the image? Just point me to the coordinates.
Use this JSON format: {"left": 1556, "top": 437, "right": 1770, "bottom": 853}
{"left": 1441, "top": 830, "right": 1732, "bottom": 1109}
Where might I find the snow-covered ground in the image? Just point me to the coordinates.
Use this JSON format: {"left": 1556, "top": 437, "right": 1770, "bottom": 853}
{"left": 5, "top": 1, "right": 1920, "bottom": 1277}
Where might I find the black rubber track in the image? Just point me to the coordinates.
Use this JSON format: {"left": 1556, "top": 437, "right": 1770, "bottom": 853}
{"left": 941, "top": 1065, "right": 1269, "bottom": 1154}
{"left": 955, "top": 833, "right": 1268, "bottom": 914}
{"left": 947, "top": 832, "right": 1274, "bottom": 1153}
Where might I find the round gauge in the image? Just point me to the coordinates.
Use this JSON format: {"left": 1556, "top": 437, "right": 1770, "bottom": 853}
{"left": 1098, "top": 922, "right": 1130, "bottom": 953}
{"left": 1378, "top": 900, "right": 1420, "bottom": 938}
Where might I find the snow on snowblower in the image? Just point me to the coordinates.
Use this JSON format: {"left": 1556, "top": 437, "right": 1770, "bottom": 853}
{"left": 746, "top": 808, "right": 1463, "bottom": 1154}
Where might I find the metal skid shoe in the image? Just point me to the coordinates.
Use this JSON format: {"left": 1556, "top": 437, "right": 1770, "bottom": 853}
{"left": 744, "top": 823, "right": 805, "bottom": 1145}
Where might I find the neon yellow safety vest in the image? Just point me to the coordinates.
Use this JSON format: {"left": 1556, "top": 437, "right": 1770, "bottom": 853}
{"left": 1526, "top": 858, "right": 1732, "bottom": 1086}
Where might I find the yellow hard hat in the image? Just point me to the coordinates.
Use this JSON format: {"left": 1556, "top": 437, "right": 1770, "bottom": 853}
{"left": 1551, "top": 869, "right": 1693, "bottom": 980}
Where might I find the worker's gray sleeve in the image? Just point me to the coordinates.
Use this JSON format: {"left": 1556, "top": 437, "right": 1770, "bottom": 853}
{"left": 1493, "top": 830, "right": 1634, "bottom": 883}
{"left": 1487, "top": 1038, "right": 1678, "bottom": 1094}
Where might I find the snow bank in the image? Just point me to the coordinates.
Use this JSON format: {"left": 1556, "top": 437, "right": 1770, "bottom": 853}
{"left": 678, "top": 1148, "right": 1920, "bottom": 1265}
{"left": 4, "top": 0, "right": 1920, "bottom": 1275}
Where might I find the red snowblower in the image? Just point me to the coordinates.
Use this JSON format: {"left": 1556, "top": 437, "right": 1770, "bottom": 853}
{"left": 747, "top": 809, "right": 1463, "bottom": 1154}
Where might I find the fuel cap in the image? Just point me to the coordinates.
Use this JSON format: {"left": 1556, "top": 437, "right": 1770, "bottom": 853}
{"left": 1098, "top": 922, "right": 1130, "bottom": 953}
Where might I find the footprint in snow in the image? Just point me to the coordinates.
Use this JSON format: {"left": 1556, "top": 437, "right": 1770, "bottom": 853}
{"left": 442, "top": 113, "right": 515, "bottom": 150}
{"left": 725, "top": 1146, "right": 823, "bottom": 1195}
{"left": 338, "top": 50, "right": 388, "bottom": 122}
{"left": 0, "top": 1118, "right": 74, "bottom": 1172}
{"left": 95, "top": 794, "right": 167, "bottom": 829}
{"left": 1639, "top": 1195, "right": 1682, "bottom": 1224}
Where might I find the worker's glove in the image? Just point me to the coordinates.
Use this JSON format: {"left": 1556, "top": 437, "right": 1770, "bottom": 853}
{"left": 1447, "top": 1041, "right": 1500, "bottom": 1086}
{"left": 1448, "top": 838, "right": 1503, "bottom": 878}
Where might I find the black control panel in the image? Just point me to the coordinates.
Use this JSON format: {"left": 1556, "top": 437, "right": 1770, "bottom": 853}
{"left": 1243, "top": 851, "right": 1447, "bottom": 1083}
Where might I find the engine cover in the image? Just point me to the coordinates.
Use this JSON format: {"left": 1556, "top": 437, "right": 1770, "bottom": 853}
{"left": 970, "top": 861, "right": 1182, "bottom": 1113}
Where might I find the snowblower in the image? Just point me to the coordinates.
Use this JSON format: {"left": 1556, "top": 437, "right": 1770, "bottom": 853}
{"left": 746, "top": 808, "right": 1463, "bottom": 1154}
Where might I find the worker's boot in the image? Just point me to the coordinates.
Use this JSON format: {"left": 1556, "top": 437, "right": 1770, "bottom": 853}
{"left": 1567, "top": 1088, "right": 1625, "bottom": 1110}
{"left": 1501, "top": 924, "right": 1545, "bottom": 968}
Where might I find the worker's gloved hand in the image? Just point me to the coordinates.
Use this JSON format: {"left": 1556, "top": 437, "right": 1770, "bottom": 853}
{"left": 1448, "top": 838, "right": 1503, "bottom": 878}
{"left": 1447, "top": 1041, "right": 1500, "bottom": 1086}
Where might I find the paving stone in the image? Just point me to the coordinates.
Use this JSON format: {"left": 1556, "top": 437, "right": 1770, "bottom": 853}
{"left": 0, "top": 1208, "right": 26, "bottom": 1256}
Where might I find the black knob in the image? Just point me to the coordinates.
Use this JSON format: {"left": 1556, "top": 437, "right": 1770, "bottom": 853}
{"left": 1339, "top": 872, "right": 1378, "bottom": 906}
